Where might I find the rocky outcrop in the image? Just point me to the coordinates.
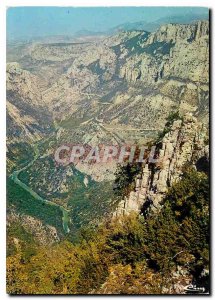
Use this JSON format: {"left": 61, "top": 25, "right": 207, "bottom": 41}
{"left": 7, "top": 210, "right": 60, "bottom": 245}
{"left": 146, "top": 21, "right": 208, "bottom": 44}
{"left": 7, "top": 62, "right": 52, "bottom": 143}
{"left": 120, "top": 21, "right": 209, "bottom": 85}
{"left": 113, "top": 114, "right": 208, "bottom": 217}
{"left": 7, "top": 62, "right": 44, "bottom": 106}
{"left": 7, "top": 101, "right": 43, "bottom": 142}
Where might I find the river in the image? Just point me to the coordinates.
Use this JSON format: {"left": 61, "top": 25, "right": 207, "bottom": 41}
{"left": 10, "top": 141, "right": 70, "bottom": 234}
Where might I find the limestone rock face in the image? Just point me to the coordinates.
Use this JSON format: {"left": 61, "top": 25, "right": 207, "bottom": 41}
{"left": 8, "top": 21, "right": 208, "bottom": 132}
{"left": 7, "top": 63, "right": 52, "bottom": 143}
{"left": 147, "top": 21, "right": 208, "bottom": 44}
{"left": 7, "top": 62, "right": 43, "bottom": 106}
{"left": 119, "top": 21, "right": 209, "bottom": 85}
{"left": 113, "top": 113, "right": 208, "bottom": 217}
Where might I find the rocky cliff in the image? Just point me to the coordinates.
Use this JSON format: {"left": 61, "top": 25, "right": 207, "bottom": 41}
{"left": 7, "top": 19, "right": 209, "bottom": 235}
{"left": 120, "top": 21, "right": 209, "bottom": 84}
{"left": 7, "top": 62, "right": 52, "bottom": 143}
{"left": 113, "top": 113, "right": 209, "bottom": 217}
{"left": 8, "top": 21, "right": 208, "bottom": 127}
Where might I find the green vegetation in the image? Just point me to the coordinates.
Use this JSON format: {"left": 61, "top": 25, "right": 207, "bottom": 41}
{"left": 7, "top": 142, "right": 34, "bottom": 174}
{"left": 18, "top": 154, "right": 116, "bottom": 234}
{"left": 114, "top": 162, "right": 142, "bottom": 197}
{"left": 157, "top": 111, "right": 183, "bottom": 142}
{"left": 7, "top": 222, "right": 37, "bottom": 258}
{"left": 7, "top": 167, "right": 209, "bottom": 294}
{"left": 68, "top": 180, "right": 115, "bottom": 235}
{"left": 7, "top": 178, "right": 64, "bottom": 234}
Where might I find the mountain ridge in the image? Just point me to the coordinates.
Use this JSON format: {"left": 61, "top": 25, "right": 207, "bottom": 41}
{"left": 7, "top": 19, "right": 209, "bottom": 237}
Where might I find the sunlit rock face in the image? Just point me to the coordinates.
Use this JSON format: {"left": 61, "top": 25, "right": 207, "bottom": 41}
{"left": 114, "top": 113, "right": 209, "bottom": 217}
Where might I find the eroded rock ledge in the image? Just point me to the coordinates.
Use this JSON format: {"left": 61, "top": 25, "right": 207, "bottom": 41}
{"left": 113, "top": 113, "right": 209, "bottom": 217}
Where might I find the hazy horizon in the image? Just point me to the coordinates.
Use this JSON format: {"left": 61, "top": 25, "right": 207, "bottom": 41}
{"left": 7, "top": 6, "right": 209, "bottom": 40}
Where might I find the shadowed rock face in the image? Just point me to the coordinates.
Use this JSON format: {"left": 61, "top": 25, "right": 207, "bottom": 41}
{"left": 114, "top": 113, "right": 209, "bottom": 217}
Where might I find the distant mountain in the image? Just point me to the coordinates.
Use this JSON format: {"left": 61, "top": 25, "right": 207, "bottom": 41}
{"left": 72, "top": 13, "right": 209, "bottom": 39}
{"left": 109, "top": 13, "right": 209, "bottom": 33}
{"left": 110, "top": 21, "right": 152, "bottom": 32}
{"left": 73, "top": 29, "right": 105, "bottom": 37}
{"left": 156, "top": 12, "right": 209, "bottom": 25}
